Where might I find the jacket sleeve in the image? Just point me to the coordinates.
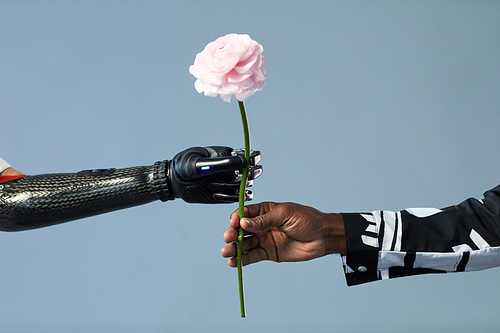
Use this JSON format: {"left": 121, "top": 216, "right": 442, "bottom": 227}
{"left": 340, "top": 184, "right": 500, "bottom": 286}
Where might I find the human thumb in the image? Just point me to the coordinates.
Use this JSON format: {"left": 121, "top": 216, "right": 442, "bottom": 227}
{"left": 241, "top": 213, "right": 283, "bottom": 233}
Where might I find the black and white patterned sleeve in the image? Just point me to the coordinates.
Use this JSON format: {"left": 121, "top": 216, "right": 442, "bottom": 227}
{"left": 340, "top": 184, "right": 500, "bottom": 286}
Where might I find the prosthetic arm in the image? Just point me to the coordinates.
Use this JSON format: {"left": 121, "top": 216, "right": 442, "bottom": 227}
{"left": 0, "top": 146, "right": 262, "bottom": 231}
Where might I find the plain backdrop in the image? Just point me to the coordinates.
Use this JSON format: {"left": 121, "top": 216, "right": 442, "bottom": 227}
{"left": 1, "top": 1, "right": 500, "bottom": 332}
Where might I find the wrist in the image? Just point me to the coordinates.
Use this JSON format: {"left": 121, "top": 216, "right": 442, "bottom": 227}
{"left": 324, "top": 213, "right": 347, "bottom": 255}
{"left": 152, "top": 160, "right": 174, "bottom": 202}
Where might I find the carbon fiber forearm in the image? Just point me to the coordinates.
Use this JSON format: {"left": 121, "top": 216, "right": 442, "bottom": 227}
{"left": 0, "top": 163, "right": 172, "bottom": 231}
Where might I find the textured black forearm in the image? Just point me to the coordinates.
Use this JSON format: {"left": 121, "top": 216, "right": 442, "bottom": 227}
{"left": 0, "top": 164, "right": 172, "bottom": 231}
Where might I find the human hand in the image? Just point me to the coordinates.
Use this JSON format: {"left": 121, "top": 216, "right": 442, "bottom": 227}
{"left": 221, "top": 202, "right": 346, "bottom": 267}
{"left": 167, "top": 146, "right": 262, "bottom": 204}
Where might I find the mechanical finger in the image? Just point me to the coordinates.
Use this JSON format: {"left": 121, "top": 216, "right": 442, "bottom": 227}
{"left": 195, "top": 155, "right": 246, "bottom": 177}
{"left": 213, "top": 190, "right": 253, "bottom": 203}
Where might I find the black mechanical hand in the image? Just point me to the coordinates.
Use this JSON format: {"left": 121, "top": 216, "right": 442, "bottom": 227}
{"left": 167, "top": 146, "right": 262, "bottom": 204}
{"left": 0, "top": 146, "right": 262, "bottom": 231}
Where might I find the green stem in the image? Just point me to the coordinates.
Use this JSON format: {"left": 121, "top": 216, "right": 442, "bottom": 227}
{"left": 237, "top": 100, "right": 250, "bottom": 318}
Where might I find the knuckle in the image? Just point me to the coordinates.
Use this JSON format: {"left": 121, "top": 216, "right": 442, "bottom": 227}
{"left": 273, "top": 202, "right": 292, "bottom": 215}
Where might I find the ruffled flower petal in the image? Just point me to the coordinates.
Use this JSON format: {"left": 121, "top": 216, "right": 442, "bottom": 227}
{"left": 189, "top": 33, "right": 266, "bottom": 102}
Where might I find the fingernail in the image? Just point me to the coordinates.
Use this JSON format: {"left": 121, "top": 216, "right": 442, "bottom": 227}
{"left": 243, "top": 218, "right": 253, "bottom": 229}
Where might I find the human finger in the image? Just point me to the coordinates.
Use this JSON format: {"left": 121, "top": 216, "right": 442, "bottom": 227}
{"left": 227, "top": 246, "right": 272, "bottom": 267}
{"left": 223, "top": 227, "right": 239, "bottom": 243}
{"left": 229, "top": 209, "right": 241, "bottom": 228}
{"left": 222, "top": 235, "right": 260, "bottom": 257}
{"left": 240, "top": 203, "right": 288, "bottom": 234}
{"left": 230, "top": 202, "right": 279, "bottom": 229}
{"left": 221, "top": 242, "right": 236, "bottom": 258}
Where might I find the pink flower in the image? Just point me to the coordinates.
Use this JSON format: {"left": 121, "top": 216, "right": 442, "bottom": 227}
{"left": 189, "top": 33, "right": 267, "bottom": 103}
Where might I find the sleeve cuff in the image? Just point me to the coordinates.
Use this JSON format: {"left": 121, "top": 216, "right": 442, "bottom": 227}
{"left": 340, "top": 213, "right": 381, "bottom": 286}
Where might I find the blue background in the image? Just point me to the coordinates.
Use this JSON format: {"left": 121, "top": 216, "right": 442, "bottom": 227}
{"left": 1, "top": 1, "right": 500, "bottom": 332}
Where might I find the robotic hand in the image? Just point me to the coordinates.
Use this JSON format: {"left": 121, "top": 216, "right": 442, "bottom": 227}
{"left": 0, "top": 146, "right": 262, "bottom": 231}
{"left": 164, "top": 146, "right": 262, "bottom": 204}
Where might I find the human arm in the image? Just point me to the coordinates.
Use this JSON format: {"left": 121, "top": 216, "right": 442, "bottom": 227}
{"left": 222, "top": 185, "right": 500, "bottom": 286}
{"left": 0, "top": 168, "right": 23, "bottom": 176}
{"left": 0, "top": 146, "right": 262, "bottom": 231}
{"left": 0, "top": 157, "right": 23, "bottom": 176}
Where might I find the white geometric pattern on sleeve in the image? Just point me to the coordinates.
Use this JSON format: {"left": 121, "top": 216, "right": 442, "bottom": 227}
{"left": 342, "top": 185, "right": 500, "bottom": 285}
{"left": 360, "top": 210, "right": 403, "bottom": 251}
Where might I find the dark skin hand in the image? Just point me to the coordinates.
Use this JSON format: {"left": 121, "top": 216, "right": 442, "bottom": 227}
{"left": 221, "top": 202, "right": 347, "bottom": 267}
